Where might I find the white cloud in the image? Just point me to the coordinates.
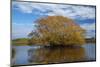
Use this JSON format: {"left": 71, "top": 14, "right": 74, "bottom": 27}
{"left": 12, "top": 23, "right": 37, "bottom": 39}
{"left": 80, "top": 22, "right": 95, "bottom": 31}
{"left": 13, "top": 2, "right": 95, "bottom": 19}
{"left": 12, "top": 2, "right": 96, "bottom": 38}
{"left": 80, "top": 22, "right": 95, "bottom": 38}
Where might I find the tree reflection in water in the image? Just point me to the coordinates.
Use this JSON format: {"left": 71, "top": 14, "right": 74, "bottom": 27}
{"left": 28, "top": 46, "right": 86, "bottom": 64}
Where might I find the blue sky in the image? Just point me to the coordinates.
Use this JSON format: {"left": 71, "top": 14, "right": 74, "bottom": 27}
{"left": 12, "top": 1, "right": 96, "bottom": 39}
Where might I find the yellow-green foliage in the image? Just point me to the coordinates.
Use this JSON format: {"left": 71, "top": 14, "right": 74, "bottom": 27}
{"left": 12, "top": 38, "right": 29, "bottom": 46}
{"left": 29, "top": 16, "right": 85, "bottom": 46}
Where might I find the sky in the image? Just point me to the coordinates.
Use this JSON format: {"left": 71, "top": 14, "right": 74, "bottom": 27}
{"left": 12, "top": 1, "right": 96, "bottom": 39}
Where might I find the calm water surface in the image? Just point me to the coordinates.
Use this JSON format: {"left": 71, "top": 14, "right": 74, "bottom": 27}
{"left": 12, "top": 43, "right": 96, "bottom": 65}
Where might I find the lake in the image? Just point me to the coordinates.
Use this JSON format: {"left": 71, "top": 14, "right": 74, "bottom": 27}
{"left": 12, "top": 43, "right": 96, "bottom": 66}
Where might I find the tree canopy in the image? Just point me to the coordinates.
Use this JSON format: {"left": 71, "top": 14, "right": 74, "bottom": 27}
{"left": 28, "top": 16, "right": 85, "bottom": 46}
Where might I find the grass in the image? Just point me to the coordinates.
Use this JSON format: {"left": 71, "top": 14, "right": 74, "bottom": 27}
{"left": 12, "top": 38, "right": 96, "bottom": 46}
{"left": 12, "top": 38, "right": 29, "bottom": 46}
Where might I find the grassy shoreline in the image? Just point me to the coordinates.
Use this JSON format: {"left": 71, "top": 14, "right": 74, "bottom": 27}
{"left": 12, "top": 38, "right": 96, "bottom": 46}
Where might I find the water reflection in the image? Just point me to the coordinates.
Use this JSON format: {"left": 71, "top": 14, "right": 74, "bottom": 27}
{"left": 28, "top": 46, "right": 86, "bottom": 64}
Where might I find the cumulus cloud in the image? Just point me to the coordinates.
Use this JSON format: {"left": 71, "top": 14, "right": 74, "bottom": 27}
{"left": 12, "top": 1, "right": 95, "bottom": 19}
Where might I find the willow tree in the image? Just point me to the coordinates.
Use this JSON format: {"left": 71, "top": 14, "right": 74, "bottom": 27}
{"left": 28, "top": 16, "right": 85, "bottom": 46}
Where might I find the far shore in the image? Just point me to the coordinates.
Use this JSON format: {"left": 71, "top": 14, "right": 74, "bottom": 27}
{"left": 12, "top": 38, "right": 96, "bottom": 46}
